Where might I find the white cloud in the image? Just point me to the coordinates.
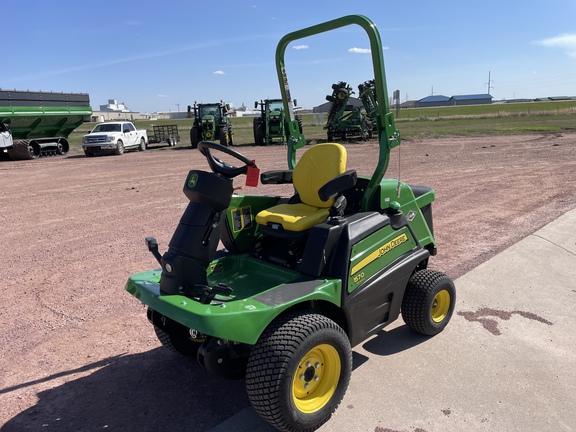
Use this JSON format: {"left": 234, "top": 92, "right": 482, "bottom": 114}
{"left": 348, "top": 47, "right": 389, "bottom": 54}
{"left": 157, "top": 94, "right": 167, "bottom": 98}
{"left": 537, "top": 33, "right": 576, "bottom": 58}
{"left": 348, "top": 47, "right": 371, "bottom": 54}
{"left": 348, "top": 47, "right": 372, "bottom": 54}
{"left": 293, "top": 45, "right": 309, "bottom": 50}
{"left": 213, "top": 70, "right": 226, "bottom": 75}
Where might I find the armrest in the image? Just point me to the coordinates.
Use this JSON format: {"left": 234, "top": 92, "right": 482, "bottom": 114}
{"left": 260, "top": 170, "right": 293, "bottom": 184}
{"left": 318, "top": 170, "right": 357, "bottom": 201}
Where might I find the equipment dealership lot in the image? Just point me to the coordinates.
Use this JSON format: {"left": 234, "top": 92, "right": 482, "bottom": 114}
{"left": 1, "top": 133, "right": 575, "bottom": 431}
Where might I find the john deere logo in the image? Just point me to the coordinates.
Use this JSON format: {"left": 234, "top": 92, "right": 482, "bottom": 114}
{"left": 188, "top": 173, "right": 198, "bottom": 188}
{"left": 351, "top": 233, "right": 409, "bottom": 275}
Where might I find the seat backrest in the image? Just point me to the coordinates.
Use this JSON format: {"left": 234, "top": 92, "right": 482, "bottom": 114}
{"left": 293, "top": 143, "right": 347, "bottom": 208}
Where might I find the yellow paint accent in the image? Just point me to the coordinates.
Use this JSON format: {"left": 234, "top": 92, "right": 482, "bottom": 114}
{"left": 431, "top": 289, "right": 451, "bottom": 322}
{"left": 292, "top": 344, "right": 341, "bottom": 414}
{"left": 351, "top": 233, "right": 409, "bottom": 275}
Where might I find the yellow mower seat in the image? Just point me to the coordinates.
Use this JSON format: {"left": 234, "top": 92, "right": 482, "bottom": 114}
{"left": 256, "top": 143, "right": 347, "bottom": 232}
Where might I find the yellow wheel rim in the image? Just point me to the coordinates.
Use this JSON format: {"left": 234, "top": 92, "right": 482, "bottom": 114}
{"left": 431, "top": 289, "right": 451, "bottom": 323}
{"left": 292, "top": 344, "right": 341, "bottom": 414}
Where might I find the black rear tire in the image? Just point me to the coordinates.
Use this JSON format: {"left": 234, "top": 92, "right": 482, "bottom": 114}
{"left": 402, "top": 269, "right": 456, "bottom": 336}
{"left": 246, "top": 312, "right": 352, "bottom": 432}
{"left": 219, "top": 126, "right": 230, "bottom": 147}
{"left": 253, "top": 119, "right": 265, "bottom": 146}
{"left": 190, "top": 126, "right": 201, "bottom": 149}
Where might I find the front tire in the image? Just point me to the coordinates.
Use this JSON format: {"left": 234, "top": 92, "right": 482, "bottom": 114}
{"left": 402, "top": 269, "right": 456, "bottom": 336}
{"left": 153, "top": 325, "right": 203, "bottom": 358}
{"left": 115, "top": 140, "right": 125, "bottom": 155}
{"left": 246, "top": 312, "right": 352, "bottom": 432}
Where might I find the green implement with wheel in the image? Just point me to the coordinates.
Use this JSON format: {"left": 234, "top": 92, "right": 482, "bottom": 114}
{"left": 0, "top": 90, "right": 92, "bottom": 160}
{"left": 188, "top": 101, "right": 233, "bottom": 149}
{"left": 325, "top": 81, "right": 373, "bottom": 141}
{"left": 126, "top": 15, "right": 455, "bottom": 432}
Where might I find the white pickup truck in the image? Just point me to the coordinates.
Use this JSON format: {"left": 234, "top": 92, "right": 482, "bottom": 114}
{"left": 82, "top": 121, "right": 148, "bottom": 156}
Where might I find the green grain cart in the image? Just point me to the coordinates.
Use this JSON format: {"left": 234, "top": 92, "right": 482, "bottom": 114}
{"left": 0, "top": 90, "right": 92, "bottom": 160}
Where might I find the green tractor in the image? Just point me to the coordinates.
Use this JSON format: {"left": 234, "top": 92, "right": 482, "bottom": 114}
{"left": 325, "top": 81, "right": 373, "bottom": 141}
{"left": 253, "top": 98, "right": 303, "bottom": 146}
{"left": 126, "top": 15, "right": 455, "bottom": 432}
{"left": 188, "top": 101, "right": 233, "bottom": 149}
{"left": 253, "top": 98, "right": 285, "bottom": 146}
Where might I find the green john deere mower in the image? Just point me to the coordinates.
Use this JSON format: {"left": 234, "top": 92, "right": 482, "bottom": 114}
{"left": 126, "top": 15, "right": 455, "bottom": 432}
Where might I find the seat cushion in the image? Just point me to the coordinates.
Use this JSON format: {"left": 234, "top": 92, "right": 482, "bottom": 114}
{"left": 293, "top": 143, "right": 346, "bottom": 208}
{"left": 255, "top": 143, "right": 346, "bottom": 232}
{"left": 255, "top": 203, "right": 330, "bottom": 232}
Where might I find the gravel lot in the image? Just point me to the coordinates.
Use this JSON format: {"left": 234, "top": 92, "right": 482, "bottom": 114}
{"left": 1, "top": 133, "right": 575, "bottom": 431}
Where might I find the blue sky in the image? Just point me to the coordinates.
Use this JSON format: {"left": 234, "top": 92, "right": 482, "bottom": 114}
{"left": 4, "top": 1, "right": 576, "bottom": 113}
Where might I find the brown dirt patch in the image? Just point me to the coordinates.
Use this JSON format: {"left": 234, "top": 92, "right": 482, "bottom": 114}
{"left": 1, "top": 133, "right": 575, "bottom": 430}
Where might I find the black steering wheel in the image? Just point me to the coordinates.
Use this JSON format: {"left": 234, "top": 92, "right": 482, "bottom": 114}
{"left": 197, "top": 141, "right": 255, "bottom": 178}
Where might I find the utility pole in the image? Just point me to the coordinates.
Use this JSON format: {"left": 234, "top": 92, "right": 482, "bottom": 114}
{"left": 175, "top": 103, "right": 180, "bottom": 112}
{"left": 485, "top": 72, "right": 494, "bottom": 95}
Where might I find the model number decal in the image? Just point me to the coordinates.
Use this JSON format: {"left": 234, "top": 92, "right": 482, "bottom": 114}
{"left": 351, "top": 233, "right": 409, "bottom": 275}
{"left": 353, "top": 272, "right": 365, "bottom": 284}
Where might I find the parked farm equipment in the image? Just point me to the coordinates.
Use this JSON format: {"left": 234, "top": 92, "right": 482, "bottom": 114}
{"left": 324, "top": 81, "right": 373, "bottom": 141}
{"left": 253, "top": 98, "right": 303, "bottom": 146}
{"left": 188, "top": 102, "right": 233, "bottom": 149}
{"left": 148, "top": 125, "right": 180, "bottom": 146}
{"left": 358, "top": 79, "right": 378, "bottom": 135}
{"left": 0, "top": 90, "right": 92, "bottom": 160}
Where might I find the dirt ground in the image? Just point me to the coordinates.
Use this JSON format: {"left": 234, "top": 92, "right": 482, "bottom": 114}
{"left": 1, "top": 133, "right": 575, "bottom": 431}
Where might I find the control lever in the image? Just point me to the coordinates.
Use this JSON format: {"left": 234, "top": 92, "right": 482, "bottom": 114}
{"left": 145, "top": 237, "right": 163, "bottom": 265}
